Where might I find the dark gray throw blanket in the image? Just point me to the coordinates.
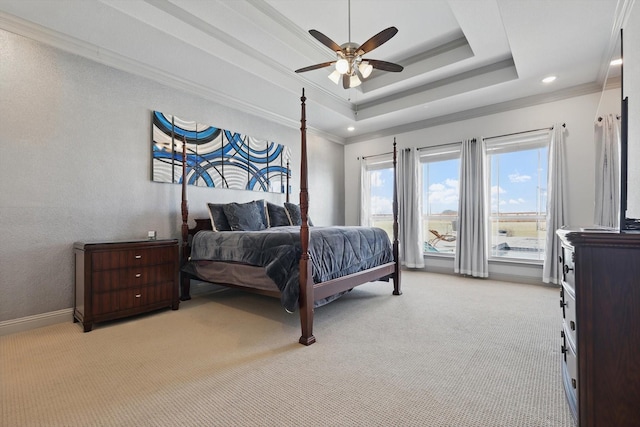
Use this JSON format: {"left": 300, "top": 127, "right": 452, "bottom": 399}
{"left": 184, "top": 226, "right": 394, "bottom": 312}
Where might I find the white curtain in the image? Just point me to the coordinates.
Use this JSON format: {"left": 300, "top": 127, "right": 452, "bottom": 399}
{"left": 398, "top": 148, "right": 425, "bottom": 268}
{"left": 594, "top": 114, "right": 621, "bottom": 228}
{"left": 542, "top": 124, "right": 567, "bottom": 284}
{"left": 454, "top": 138, "right": 488, "bottom": 277}
{"left": 359, "top": 157, "right": 371, "bottom": 226}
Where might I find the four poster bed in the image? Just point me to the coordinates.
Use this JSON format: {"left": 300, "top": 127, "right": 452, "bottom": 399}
{"left": 179, "top": 89, "right": 401, "bottom": 345}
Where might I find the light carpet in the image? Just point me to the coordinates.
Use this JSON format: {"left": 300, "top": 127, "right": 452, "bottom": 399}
{"left": 0, "top": 271, "right": 575, "bottom": 427}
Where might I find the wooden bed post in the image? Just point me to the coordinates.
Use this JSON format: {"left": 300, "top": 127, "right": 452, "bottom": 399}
{"left": 286, "top": 160, "right": 290, "bottom": 204}
{"left": 180, "top": 136, "right": 192, "bottom": 301}
{"left": 298, "top": 88, "right": 316, "bottom": 346}
{"left": 392, "top": 139, "right": 402, "bottom": 295}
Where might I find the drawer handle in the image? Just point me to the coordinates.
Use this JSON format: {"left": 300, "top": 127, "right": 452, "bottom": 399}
{"left": 570, "top": 321, "right": 575, "bottom": 331}
{"left": 135, "top": 255, "right": 142, "bottom": 259}
{"left": 135, "top": 273, "right": 141, "bottom": 278}
{"left": 135, "top": 294, "right": 142, "bottom": 298}
{"left": 571, "top": 378, "right": 577, "bottom": 389}
{"left": 563, "top": 264, "right": 573, "bottom": 274}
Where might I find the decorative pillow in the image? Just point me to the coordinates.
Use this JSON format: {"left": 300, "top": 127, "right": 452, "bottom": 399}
{"left": 254, "top": 199, "right": 269, "bottom": 228}
{"left": 284, "top": 202, "right": 314, "bottom": 226}
{"left": 207, "top": 203, "right": 231, "bottom": 231}
{"left": 267, "top": 202, "right": 290, "bottom": 227}
{"left": 223, "top": 201, "right": 267, "bottom": 231}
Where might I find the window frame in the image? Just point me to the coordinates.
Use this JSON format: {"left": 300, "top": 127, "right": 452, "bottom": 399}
{"left": 361, "top": 155, "right": 394, "bottom": 236}
{"left": 419, "top": 144, "right": 461, "bottom": 255}
{"left": 484, "top": 130, "right": 551, "bottom": 262}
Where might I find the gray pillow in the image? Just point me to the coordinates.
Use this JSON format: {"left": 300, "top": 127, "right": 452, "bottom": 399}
{"left": 223, "top": 201, "right": 267, "bottom": 231}
{"left": 267, "top": 202, "right": 290, "bottom": 227}
{"left": 284, "top": 202, "right": 313, "bottom": 226}
{"left": 207, "top": 203, "right": 231, "bottom": 231}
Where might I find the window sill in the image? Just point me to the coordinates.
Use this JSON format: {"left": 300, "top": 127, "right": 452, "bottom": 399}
{"left": 488, "top": 257, "right": 543, "bottom": 266}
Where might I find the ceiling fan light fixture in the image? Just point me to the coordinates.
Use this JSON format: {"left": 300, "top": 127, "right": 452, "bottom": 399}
{"left": 349, "top": 74, "right": 361, "bottom": 88}
{"left": 359, "top": 61, "right": 373, "bottom": 78}
{"left": 336, "top": 58, "right": 349, "bottom": 74}
{"left": 328, "top": 69, "right": 341, "bottom": 84}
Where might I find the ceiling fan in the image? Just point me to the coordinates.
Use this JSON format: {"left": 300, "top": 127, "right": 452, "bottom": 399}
{"left": 294, "top": 0, "right": 404, "bottom": 89}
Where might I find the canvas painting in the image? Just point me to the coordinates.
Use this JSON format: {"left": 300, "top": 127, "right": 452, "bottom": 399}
{"left": 152, "top": 111, "right": 291, "bottom": 194}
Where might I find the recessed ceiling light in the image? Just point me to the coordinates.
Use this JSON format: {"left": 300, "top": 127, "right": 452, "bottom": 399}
{"left": 542, "top": 75, "right": 557, "bottom": 84}
{"left": 610, "top": 58, "right": 623, "bottom": 66}
{"left": 347, "top": 126, "right": 355, "bottom": 131}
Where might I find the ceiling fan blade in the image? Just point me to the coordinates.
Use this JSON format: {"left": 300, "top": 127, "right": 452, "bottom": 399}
{"left": 309, "top": 29, "right": 342, "bottom": 52}
{"left": 365, "top": 59, "right": 404, "bottom": 72}
{"left": 295, "top": 61, "right": 335, "bottom": 73}
{"left": 358, "top": 27, "right": 398, "bottom": 55}
{"left": 343, "top": 74, "right": 350, "bottom": 89}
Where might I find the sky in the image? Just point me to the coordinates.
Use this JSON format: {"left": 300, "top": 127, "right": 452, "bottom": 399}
{"left": 369, "top": 146, "right": 548, "bottom": 216}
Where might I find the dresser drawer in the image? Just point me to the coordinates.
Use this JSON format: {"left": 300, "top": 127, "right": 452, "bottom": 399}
{"left": 561, "top": 283, "right": 577, "bottom": 349}
{"left": 92, "top": 246, "right": 176, "bottom": 270}
{"left": 565, "top": 344, "right": 578, "bottom": 397}
{"left": 92, "top": 263, "right": 175, "bottom": 292}
{"left": 560, "top": 245, "right": 575, "bottom": 293}
{"left": 92, "top": 283, "right": 175, "bottom": 316}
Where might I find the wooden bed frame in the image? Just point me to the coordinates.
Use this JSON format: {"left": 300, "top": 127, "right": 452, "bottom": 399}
{"left": 180, "top": 89, "right": 401, "bottom": 345}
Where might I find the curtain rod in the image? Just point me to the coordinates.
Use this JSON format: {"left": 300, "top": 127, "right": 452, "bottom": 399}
{"left": 359, "top": 151, "right": 392, "bottom": 160}
{"left": 597, "top": 115, "right": 621, "bottom": 121}
{"left": 417, "top": 141, "right": 462, "bottom": 151}
{"left": 484, "top": 123, "right": 565, "bottom": 141}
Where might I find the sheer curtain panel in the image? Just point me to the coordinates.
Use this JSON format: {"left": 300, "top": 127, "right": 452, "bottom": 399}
{"left": 594, "top": 115, "right": 621, "bottom": 228}
{"left": 454, "top": 138, "right": 488, "bottom": 277}
{"left": 359, "top": 157, "right": 371, "bottom": 226}
{"left": 398, "top": 148, "right": 425, "bottom": 268}
{"left": 542, "top": 124, "right": 568, "bottom": 284}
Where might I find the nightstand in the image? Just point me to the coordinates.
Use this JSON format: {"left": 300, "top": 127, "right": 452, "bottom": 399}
{"left": 73, "top": 239, "right": 179, "bottom": 332}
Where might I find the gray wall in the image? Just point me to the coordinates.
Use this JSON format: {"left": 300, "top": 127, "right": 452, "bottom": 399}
{"left": 0, "top": 30, "right": 344, "bottom": 323}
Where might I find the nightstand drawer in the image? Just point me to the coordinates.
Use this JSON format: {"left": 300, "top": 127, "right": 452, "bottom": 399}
{"left": 92, "top": 283, "right": 175, "bottom": 316}
{"left": 92, "top": 246, "right": 176, "bottom": 270}
{"left": 92, "top": 263, "right": 175, "bottom": 292}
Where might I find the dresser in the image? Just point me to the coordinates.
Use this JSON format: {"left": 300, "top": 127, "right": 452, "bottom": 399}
{"left": 557, "top": 228, "right": 640, "bottom": 426}
{"left": 74, "top": 239, "right": 179, "bottom": 332}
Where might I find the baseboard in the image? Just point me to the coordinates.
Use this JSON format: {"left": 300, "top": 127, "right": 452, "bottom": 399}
{"left": 0, "top": 308, "right": 74, "bottom": 337}
{"left": 1, "top": 282, "right": 223, "bottom": 337}
{"left": 413, "top": 266, "right": 550, "bottom": 287}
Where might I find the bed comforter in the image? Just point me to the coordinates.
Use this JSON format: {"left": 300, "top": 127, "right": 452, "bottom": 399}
{"left": 182, "top": 226, "right": 393, "bottom": 312}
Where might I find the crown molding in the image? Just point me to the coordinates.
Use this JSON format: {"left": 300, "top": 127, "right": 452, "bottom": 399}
{"left": 345, "top": 81, "right": 603, "bottom": 144}
{"left": 0, "top": 11, "right": 345, "bottom": 145}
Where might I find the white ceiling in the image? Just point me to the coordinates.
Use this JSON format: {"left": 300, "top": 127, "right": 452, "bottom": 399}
{"left": 0, "top": 0, "right": 628, "bottom": 144}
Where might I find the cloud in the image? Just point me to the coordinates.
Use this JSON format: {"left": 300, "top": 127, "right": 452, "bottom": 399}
{"left": 509, "top": 172, "right": 531, "bottom": 183}
{"left": 428, "top": 179, "right": 459, "bottom": 205}
{"left": 371, "top": 195, "right": 393, "bottom": 214}
{"left": 508, "top": 198, "right": 526, "bottom": 205}
{"left": 491, "top": 185, "right": 506, "bottom": 195}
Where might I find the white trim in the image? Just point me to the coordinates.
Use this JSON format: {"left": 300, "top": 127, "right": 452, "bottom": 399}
{"left": 0, "top": 308, "right": 73, "bottom": 336}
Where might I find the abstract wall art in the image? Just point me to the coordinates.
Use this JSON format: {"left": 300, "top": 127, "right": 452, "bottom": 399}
{"left": 152, "top": 111, "right": 291, "bottom": 194}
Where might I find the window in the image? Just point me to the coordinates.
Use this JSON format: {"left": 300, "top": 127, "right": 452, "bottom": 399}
{"left": 420, "top": 145, "right": 461, "bottom": 254}
{"left": 485, "top": 130, "right": 550, "bottom": 261}
{"left": 361, "top": 156, "right": 394, "bottom": 239}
